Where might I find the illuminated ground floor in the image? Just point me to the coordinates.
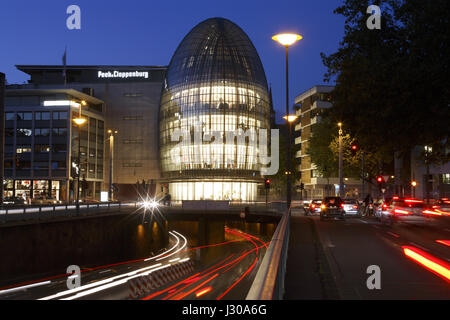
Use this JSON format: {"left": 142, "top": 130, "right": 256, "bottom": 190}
{"left": 168, "top": 180, "right": 259, "bottom": 201}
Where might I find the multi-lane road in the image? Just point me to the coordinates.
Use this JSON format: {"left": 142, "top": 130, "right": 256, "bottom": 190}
{"left": 0, "top": 226, "right": 268, "bottom": 300}
{"left": 286, "top": 209, "right": 450, "bottom": 299}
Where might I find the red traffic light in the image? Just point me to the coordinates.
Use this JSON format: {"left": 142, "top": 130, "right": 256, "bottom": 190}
{"left": 377, "top": 176, "right": 383, "bottom": 183}
{"left": 265, "top": 179, "right": 270, "bottom": 184}
{"left": 351, "top": 145, "right": 357, "bottom": 150}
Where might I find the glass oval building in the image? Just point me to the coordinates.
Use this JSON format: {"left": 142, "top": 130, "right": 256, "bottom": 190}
{"left": 159, "top": 18, "right": 271, "bottom": 201}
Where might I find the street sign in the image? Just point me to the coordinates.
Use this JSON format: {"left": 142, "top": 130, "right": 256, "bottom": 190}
{"left": 381, "top": 188, "right": 386, "bottom": 193}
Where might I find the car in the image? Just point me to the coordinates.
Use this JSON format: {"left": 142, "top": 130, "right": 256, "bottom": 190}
{"left": 320, "top": 196, "right": 346, "bottom": 221}
{"left": 378, "top": 197, "right": 430, "bottom": 225}
{"left": 307, "top": 199, "right": 323, "bottom": 215}
{"left": 342, "top": 198, "right": 360, "bottom": 217}
{"left": 3, "top": 196, "right": 26, "bottom": 205}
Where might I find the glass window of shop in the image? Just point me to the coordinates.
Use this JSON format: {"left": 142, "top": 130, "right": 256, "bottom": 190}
{"left": 15, "top": 180, "right": 31, "bottom": 200}
{"left": 33, "top": 180, "right": 49, "bottom": 198}
{"left": 3, "top": 179, "right": 14, "bottom": 198}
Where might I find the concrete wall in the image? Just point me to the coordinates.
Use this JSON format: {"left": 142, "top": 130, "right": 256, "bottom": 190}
{"left": 0, "top": 213, "right": 168, "bottom": 285}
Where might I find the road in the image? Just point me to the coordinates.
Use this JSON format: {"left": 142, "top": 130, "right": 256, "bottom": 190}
{"left": 286, "top": 208, "right": 450, "bottom": 299}
{"left": 0, "top": 226, "right": 268, "bottom": 300}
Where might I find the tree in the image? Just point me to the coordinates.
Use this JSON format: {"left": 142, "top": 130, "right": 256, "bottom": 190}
{"left": 321, "top": 0, "right": 450, "bottom": 163}
{"left": 307, "top": 115, "right": 380, "bottom": 188}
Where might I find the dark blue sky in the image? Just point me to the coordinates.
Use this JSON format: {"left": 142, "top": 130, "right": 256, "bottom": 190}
{"left": 0, "top": 0, "right": 345, "bottom": 122}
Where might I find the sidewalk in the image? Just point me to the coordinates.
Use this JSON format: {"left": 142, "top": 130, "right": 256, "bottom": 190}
{"left": 284, "top": 212, "right": 340, "bottom": 299}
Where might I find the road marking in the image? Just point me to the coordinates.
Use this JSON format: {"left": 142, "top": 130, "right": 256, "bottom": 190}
{"left": 99, "top": 269, "right": 111, "bottom": 274}
{"left": 372, "top": 225, "right": 380, "bottom": 229}
{"left": 358, "top": 219, "right": 368, "bottom": 224}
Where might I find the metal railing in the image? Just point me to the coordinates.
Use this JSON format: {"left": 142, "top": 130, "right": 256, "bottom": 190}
{"left": 0, "top": 202, "right": 138, "bottom": 224}
{"left": 246, "top": 207, "right": 291, "bottom": 300}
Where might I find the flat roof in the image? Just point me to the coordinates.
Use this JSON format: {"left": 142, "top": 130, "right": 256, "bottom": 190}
{"left": 6, "top": 88, "right": 104, "bottom": 105}
{"left": 16, "top": 65, "right": 167, "bottom": 74}
{"left": 294, "top": 85, "right": 334, "bottom": 103}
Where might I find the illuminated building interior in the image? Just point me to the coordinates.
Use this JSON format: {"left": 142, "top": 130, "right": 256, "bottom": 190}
{"left": 159, "top": 18, "right": 271, "bottom": 201}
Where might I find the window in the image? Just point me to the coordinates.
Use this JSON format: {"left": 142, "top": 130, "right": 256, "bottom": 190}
{"left": 123, "top": 162, "right": 142, "bottom": 167}
{"left": 5, "top": 128, "right": 14, "bottom": 137}
{"left": 442, "top": 174, "right": 450, "bottom": 184}
{"left": 53, "top": 144, "right": 67, "bottom": 153}
{"left": 5, "top": 112, "right": 15, "bottom": 121}
{"left": 53, "top": 111, "right": 68, "bottom": 120}
{"left": 123, "top": 139, "right": 143, "bottom": 144}
{"left": 52, "top": 128, "right": 67, "bottom": 136}
{"left": 35, "top": 112, "right": 51, "bottom": 120}
{"left": 123, "top": 93, "right": 143, "bottom": 97}
{"left": 52, "top": 161, "right": 66, "bottom": 169}
{"left": 16, "top": 128, "right": 32, "bottom": 137}
{"left": 123, "top": 115, "right": 143, "bottom": 120}
{"left": 98, "top": 120, "right": 104, "bottom": 129}
{"left": 35, "top": 128, "right": 50, "bottom": 137}
{"left": 35, "top": 145, "right": 50, "bottom": 153}
{"left": 16, "top": 146, "right": 32, "bottom": 153}
{"left": 16, "top": 112, "right": 32, "bottom": 120}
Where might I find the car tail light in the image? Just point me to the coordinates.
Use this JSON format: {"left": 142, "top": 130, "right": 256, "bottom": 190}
{"left": 423, "top": 209, "right": 442, "bottom": 216}
{"left": 311, "top": 204, "right": 316, "bottom": 209}
{"left": 353, "top": 205, "right": 358, "bottom": 209}
{"left": 394, "top": 209, "right": 411, "bottom": 215}
{"left": 341, "top": 203, "right": 345, "bottom": 208}
{"left": 382, "top": 204, "right": 388, "bottom": 210}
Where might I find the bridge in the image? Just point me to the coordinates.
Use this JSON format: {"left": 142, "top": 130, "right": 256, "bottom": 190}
{"left": 0, "top": 202, "right": 449, "bottom": 300}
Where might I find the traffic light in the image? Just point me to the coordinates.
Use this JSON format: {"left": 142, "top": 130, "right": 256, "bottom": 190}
{"left": 264, "top": 179, "right": 271, "bottom": 189}
{"left": 350, "top": 144, "right": 358, "bottom": 156}
{"left": 377, "top": 176, "right": 384, "bottom": 183}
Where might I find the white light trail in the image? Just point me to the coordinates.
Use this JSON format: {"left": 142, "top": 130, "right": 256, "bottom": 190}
{"left": 0, "top": 281, "right": 51, "bottom": 295}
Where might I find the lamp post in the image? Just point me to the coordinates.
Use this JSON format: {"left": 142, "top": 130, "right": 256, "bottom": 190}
{"left": 107, "top": 129, "right": 118, "bottom": 201}
{"left": 273, "top": 33, "right": 302, "bottom": 209}
{"left": 73, "top": 100, "right": 87, "bottom": 212}
{"left": 338, "top": 122, "right": 344, "bottom": 198}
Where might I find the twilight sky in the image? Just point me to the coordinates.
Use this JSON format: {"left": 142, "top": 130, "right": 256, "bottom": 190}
{"left": 0, "top": 0, "right": 345, "bottom": 122}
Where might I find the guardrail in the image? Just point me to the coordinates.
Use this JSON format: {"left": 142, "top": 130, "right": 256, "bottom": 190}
{"left": 0, "top": 202, "right": 138, "bottom": 224}
{"left": 246, "top": 207, "right": 291, "bottom": 300}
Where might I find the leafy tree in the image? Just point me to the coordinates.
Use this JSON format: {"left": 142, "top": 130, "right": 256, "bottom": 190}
{"left": 321, "top": 0, "right": 450, "bottom": 164}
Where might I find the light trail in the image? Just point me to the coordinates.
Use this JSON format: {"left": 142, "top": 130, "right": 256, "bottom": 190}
{"left": 402, "top": 246, "right": 450, "bottom": 282}
{"left": 0, "top": 281, "right": 51, "bottom": 296}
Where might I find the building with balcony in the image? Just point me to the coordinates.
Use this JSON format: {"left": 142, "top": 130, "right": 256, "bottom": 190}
{"left": 294, "top": 85, "right": 361, "bottom": 199}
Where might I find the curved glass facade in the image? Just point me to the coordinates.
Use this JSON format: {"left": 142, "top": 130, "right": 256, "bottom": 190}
{"left": 159, "top": 18, "right": 271, "bottom": 201}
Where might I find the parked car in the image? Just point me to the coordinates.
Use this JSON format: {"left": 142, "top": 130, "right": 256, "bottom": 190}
{"left": 320, "top": 196, "right": 346, "bottom": 221}
{"left": 307, "top": 199, "right": 323, "bottom": 215}
{"left": 342, "top": 198, "right": 360, "bottom": 217}
{"left": 3, "top": 196, "right": 26, "bottom": 205}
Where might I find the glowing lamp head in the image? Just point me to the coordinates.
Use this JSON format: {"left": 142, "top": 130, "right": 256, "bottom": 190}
{"left": 81, "top": 100, "right": 87, "bottom": 106}
{"left": 411, "top": 181, "right": 417, "bottom": 187}
{"left": 73, "top": 118, "right": 87, "bottom": 125}
{"left": 272, "top": 33, "right": 303, "bottom": 46}
{"left": 283, "top": 115, "right": 298, "bottom": 123}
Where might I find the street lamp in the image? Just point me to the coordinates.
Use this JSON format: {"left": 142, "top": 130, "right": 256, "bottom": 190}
{"left": 72, "top": 100, "right": 87, "bottom": 212}
{"left": 273, "top": 32, "right": 302, "bottom": 209}
{"left": 107, "top": 129, "right": 118, "bottom": 201}
{"left": 338, "top": 122, "right": 344, "bottom": 198}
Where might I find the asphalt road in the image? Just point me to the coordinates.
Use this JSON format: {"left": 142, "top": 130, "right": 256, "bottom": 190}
{"left": 286, "top": 209, "right": 450, "bottom": 299}
{"left": 0, "top": 226, "right": 267, "bottom": 300}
